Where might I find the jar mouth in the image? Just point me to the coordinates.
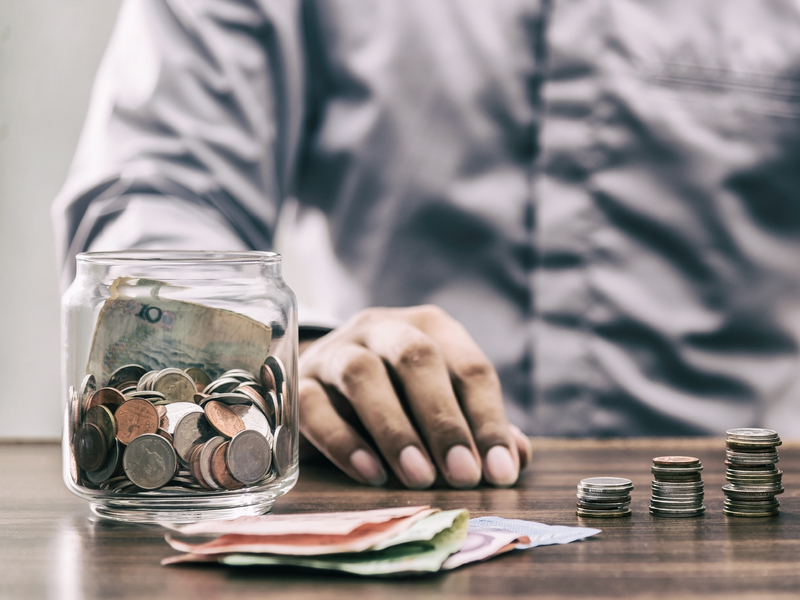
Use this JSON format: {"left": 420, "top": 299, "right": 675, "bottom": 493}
{"left": 77, "top": 250, "right": 280, "bottom": 266}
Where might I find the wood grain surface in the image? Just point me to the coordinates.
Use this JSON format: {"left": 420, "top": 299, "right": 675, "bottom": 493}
{"left": 1, "top": 439, "right": 799, "bottom": 599}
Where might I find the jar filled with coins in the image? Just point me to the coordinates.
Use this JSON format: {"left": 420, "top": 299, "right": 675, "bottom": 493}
{"left": 61, "top": 251, "right": 298, "bottom": 522}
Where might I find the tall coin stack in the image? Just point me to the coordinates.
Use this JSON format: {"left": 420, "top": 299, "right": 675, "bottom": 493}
{"left": 649, "top": 456, "right": 705, "bottom": 518}
{"left": 723, "top": 428, "right": 784, "bottom": 518}
{"left": 576, "top": 477, "right": 633, "bottom": 518}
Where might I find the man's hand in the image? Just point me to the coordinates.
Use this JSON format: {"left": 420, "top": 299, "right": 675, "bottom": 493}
{"left": 298, "top": 305, "right": 532, "bottom": 489}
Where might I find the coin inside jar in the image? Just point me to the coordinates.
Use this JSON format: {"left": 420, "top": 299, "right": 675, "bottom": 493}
{"left": 87, "top": 387, "right": 126, "bottom": 413}
{"left": 204, "top": 400, "right": 246, "bottom": 438}
{"left": 227, "top": 429, "right": 271, "bottom": 485}
{"left": 152, "top": 368, "right": 197, "bottom": 403}
{"left": 184, "top": 367, "right": 212, "bottom": 393}
{"left": 173, "top": 412, "right": 214, "bottom": 464}
{"left": 210, "top": 441, "right": 243, "bottom": 490}
{"left": 85, "top": 404, "right": 117, "bottom": 450}
{"left": 106, "top": 364, "right": 147, "bottom": 390}
{"left": 74, "top": 422, "right": 107, "bottom": 472}
{"left": 114, "top": 398, "right": 159, "bottom": 445}
{"left": 123, "top": 433, "right": 177, "bottom": 490}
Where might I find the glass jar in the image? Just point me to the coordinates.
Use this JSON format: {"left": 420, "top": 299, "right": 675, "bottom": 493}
{"left": 61, "top": 251, "right": 298, "bottom": 522}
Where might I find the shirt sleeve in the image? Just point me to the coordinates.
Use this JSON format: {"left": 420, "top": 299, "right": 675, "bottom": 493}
{"left": 51, "top": 0, "right": 305, "bottom": 290}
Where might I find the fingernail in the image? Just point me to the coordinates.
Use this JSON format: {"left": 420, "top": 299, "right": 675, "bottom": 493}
{"left": 350, "top": 449, "right": 387, "bottom": 486}
{"left": 399, "top": 446, "right": 436, "bottom": 489}
{"left": 445, "top": 445, "right": 481, "bottom": 488}
{"left": 484, "top": 445, "right": 518, "bottom": 487}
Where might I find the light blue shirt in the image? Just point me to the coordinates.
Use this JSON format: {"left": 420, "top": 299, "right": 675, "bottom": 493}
{"left": 54, "top": 0, "right": 800, "bottom": 437}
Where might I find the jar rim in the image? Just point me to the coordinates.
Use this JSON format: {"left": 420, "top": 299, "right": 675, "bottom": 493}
{"left": 77, "top": 250, "right": 280, "bottom": 265}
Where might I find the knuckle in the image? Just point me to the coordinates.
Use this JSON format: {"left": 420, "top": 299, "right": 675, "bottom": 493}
{"left": 453, "top": 359, "right": 498, "bottom": 387}
{"left": 415, "top": 304, "right": 449, "bottom": 323}
{"left": 339, "top": 348, "right": 382, "bottom": 388}
{"left": 396, "top": 339, "right": 439, "bottom": 370}
{"left": 351, "top": 307, "right": 387, "bottom": 329}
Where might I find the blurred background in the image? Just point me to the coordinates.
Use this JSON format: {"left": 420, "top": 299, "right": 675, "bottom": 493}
{"left": 0, "top": 0, "right": 122, "bottom": 439}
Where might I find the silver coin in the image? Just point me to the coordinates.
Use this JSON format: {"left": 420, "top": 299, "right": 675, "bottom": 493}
{"left": 230, "top": 403, "right": 274, "bottom": 443}
{"left": 198, "top": 436, "right": 226, "bottom": 490}
{"left": 577, "top": 500, "right": 629, "bottom": 510}
{"left": 576, "top": 507, "right": 632, "bottom": 518}
{"left": 722, "top": 484, "right": 784, "bottom": 498}
{"left": 726, "top": 428, "right": 780, "bottom": 441}
{"left": 125, "top": 390, "right": 167, "bottom": 401}
{"left": 107, "top": 364, "right": 147, "bottom": 390}
{"left": 204, "top": 377, "right": 242, "bottom": 395}
{"left": 173, "top": 412, "right": 214, "bottom": 464}
{"left": 576, "top": 493, "right": 632, "bottom": 503}
{"left": 161, "top": 402, "right": 204, "bottom": 434}
{"left": 137, "top": 370, "right": 159, "bottom": 391}
{"left": 123, "top": 433, "right": 177, "bottom": 490}
{"left": 79, "top": 373, "right": 97, "bottom": 421}
{"left": 579, "top": 477, "right": 633, "bottom": 489}
{"left": 652, "top": 465, "right": 703, "bottom": 475}
{"left": 69, "top": 385, "right": 81, "bottom": 441}
{"left": 153, "top": 368, "right": 197, "bottom": 403}
{"left": 220, "top": 369, "right": 259, "bottom": 383}
{"left": 723, "top": 508, "right": 779, "bottom": 518}
{"left": 227, "top": 429, "right": 272, "bottom": 485}
{"left": 273, "top": 425, "right": 292, "bottom": 477}
{"left": 650, "top": 498, "right": 703, "bottom": 509}
{"left": 649, "top": 506, "right": 705, "bottom": 518}
{"left": 200, "top": 392, "right": 252, "bottom": 406}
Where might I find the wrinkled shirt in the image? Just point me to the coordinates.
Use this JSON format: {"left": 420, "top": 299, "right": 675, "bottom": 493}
{"left": 53, "top": 0, "right": 800, "bottom": 437}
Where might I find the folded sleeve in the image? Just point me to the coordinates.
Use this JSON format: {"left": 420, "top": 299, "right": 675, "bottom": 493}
{"left": 52, "top": 0, "right": 305, "bottom": 290}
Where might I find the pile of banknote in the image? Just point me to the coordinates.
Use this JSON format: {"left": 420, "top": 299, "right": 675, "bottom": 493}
{"left": 161, "top": 506, "right": 601, "bottom": 576}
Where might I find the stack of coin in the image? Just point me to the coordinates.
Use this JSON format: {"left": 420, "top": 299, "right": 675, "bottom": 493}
{"left": 723, "top": 428, "right": 783, "bottom": 518}
{"left": 576, "top": 477, "right": 633, "bottom": 518}
{"left": 70, "top": 356, "right": 293, "bottom": 494}
{"left": 649, "top": 456, "right": 705, "bottom": 518}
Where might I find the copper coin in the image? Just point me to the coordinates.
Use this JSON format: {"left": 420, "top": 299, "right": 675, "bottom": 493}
{"left": 107, "top": 364, "right": 147, "bottom": 390}
{"left": 73, "top": 422, "right": 107, "bottom": 472}
{"left": 260, "top": 364, "right": 276, "bottom": 393}
{"left": 88, "top": 387, "right": 126, "bottom": 413}
{"left": 157, "top": 428, "right": 174, "bottom": 445}
{"left": 652, "top": 456, "right": 701, "bottom": 467}
{"left": 188, "top": 444, "right": 209, "bottom": 488}
{"left": 86, "top": 405, "right": 117, "bottom": 450}
{"left": 114, "top": 398, "right": 159, "bottom": 445}
{"left": 210, "top": 442, "right": 243, "bottom": 490}
{"left": 204, "top": 400, "right": 245, "bottom": 438}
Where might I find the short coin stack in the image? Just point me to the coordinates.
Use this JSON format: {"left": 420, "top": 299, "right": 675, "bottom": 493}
{"left": 649, "top": 456, "right": 705, "bottom": 518}
{"left": 576, "top": 477, "right": 633, "bottom": 518}
{"left": 69, "top": 357, "right": 292, "bottom": 494}
{"left": 723, "top": 428, "right": 784, "bottom": 518}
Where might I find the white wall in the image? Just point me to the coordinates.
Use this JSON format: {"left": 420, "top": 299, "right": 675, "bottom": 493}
{"left": 0, "top": 0, "right": 122, "bottom": 439}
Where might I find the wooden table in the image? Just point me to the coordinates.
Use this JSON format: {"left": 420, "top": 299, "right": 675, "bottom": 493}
{"left": 1, "top": 439, "right": 799, "bottom": 599}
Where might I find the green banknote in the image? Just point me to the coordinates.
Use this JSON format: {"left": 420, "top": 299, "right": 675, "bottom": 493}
{"left": 219, "top": 509, "right": 469, "bottom": 576}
